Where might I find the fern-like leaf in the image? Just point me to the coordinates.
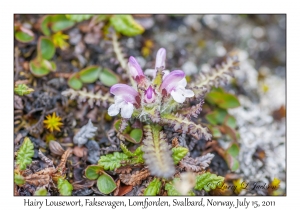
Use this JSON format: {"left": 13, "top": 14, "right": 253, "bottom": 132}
{"left": 98, "top": 152, "right": 129, "bottom": 170}
{"left": 194, "top": 172, "right": 224, "bottom": 192}
{"left": 62, "top": 88, "right": 114, "bottom": 108}
{"left": 144, "top": 178, "right": 162, "bottom": 196}
{"left": 142, "top": 124, "right": 175, "bottom": 178}
{"left": 161, "top": 113, "right": 212, "bottom": 140}
{"left": 176, "top": 99, "right": 204, "bottom": 119}
{"left": 179, "top": 153, "right": 215, "bottom": 172}
{"left": 192, "top": 57, "right": 239, "bottom": 93}
{"left": 172, "top": 146, "right": 189, "bottom": 164}
{"left": 16, "top": 137, "right": 34, "bottom": 170}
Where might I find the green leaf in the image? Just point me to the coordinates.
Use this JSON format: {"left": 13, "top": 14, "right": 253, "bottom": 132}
{"left": 172, "top": 146, "right": 189, "bottom": 164}
{"left": 131, "top": 146, "right": 144, "bottom": 164}
{"left": 227, "top": 143, "right": 239, "bottom": 158}
{"left": 16, "top": 137, "right": 34, "bottom": 170}
{"left": 29, "top": 58, "right": 56, "bottom": 77}
{"left": 165, "top": 178, "right": 195, "bottom": 196}
{"left": 144, "top": 178, "right": 161, "bottom": 195}
{"left": 205, "top": 109, "right": 227, "bottom": 125}
{"left": 68, "top": 73, "right": 83, "bottom": 90}
{"left": 39, "top": 37, "right": 55, "bottom": 60}
{"left": 120, "top": 142, "right": 134, "bottom": 157}
{"left": 98, "top": 152, "right": 128, "bottom": 170}
{"left": 99, "top": 68, "right": 119, "bottom": 87}
{"left": 65, "top": 14, "right": 94, "bottom": 22}
{"left": 206, "top": 90, "right": 240, "bottom": 109}
{"left": 14, "top": 174, "right": 25, "bottom": 186}
{"left": 79, "top": 66, "right": 101, "bottom": 83}
{"left": 29, "top": 59, "right": 50, "bottom": 77}
{"left": 114, "top": 120, "right": 131, "bottom": 134}
{"left": 194, "top": 172, "right": 224, "bottom": 192}
{"left": 225, "top": 115, "right": 237, "bottom": 129}
{"left": 40, "top": 15, "right": 51, "bottom": 36}
{"left": 51, "top": 15, "right": 75, "bottom": 32}
{"left": 226, "top": 155, "right": 239, "bottom": 171}
{"left": 85, "top": 165, "right": 103, "bottom": 180}
{"left": 14, "top": 84, "right": 34, "bottom": 96}
{"left": 225, "top": 143, "right": 240, "bottom": 171}
{"left": 110, "top": 15, "right": 144, "bottom": 37}
{"left": 97, "top": 173, "right": 117, "bottom": 194}
{"left": 57, "top": 178, "right": 73, "bottom": 196}
{"left": 129, "top": 129, "right": 143, "bottom": 143}
{"left": 34, "top": 187, "right": 48, "bottom": 196}
{"left": 208, "top": 125, "right": 222, "bottom": 138}
{"left": 15, "top": 31, "right": 34, "bottom": 43}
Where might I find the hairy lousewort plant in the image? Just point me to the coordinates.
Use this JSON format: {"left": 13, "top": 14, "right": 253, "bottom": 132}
{"left": 108, "top": 48, "right": 238, "bottom": 178}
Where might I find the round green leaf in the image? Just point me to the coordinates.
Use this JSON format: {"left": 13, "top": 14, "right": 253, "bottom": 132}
{"left": 97, "top": 173, "right": 117, "bottom": 194}
{"left": 39, "top": 37, "right": 55, "bottom": 60}
{"left": 51, "top": 15, "right": 75, "bottom": 32}
{"left": 34, "top": 187, "right": 48, "bottom": 196}
{"left": 29, "top": 59, "right": 52, "bottom": 77}
{"left": 40, "top": 15, "right": 51, "bottom": 36}
{"left": 68, "top": 73, "right": 83, "bottom": 90}
{"left": 57, "top": 178, "right": 73, "bottom": 196}
{"left": 14, "top": 174, "right": 25, "bottom": 186}
{"left": 85, "top": 165, "right": 103, "bottom": 180}
{"left": 226, "top": 115, "right": 237, "bottom": 129}
{"left": 65, "top": 14, "right": 94, "bottom": 22}
{"left": 110, "top": 15, "right": 144, "bottom": 37}
{"left": 79, "top": 66, "right": 101, "bottom": 83}
{"left": 99, "top": 68, "right": 119, "bottom": 87}
{"left": 129, "top": 129, "right": 143, "bottom": 143}
{"left": 226, "top": 154, "right": 239, "bottom": 171}
{"left": 227, "top": 143, "right": 239, "bottom": 158}
{"left": 206, "top": 91, "right": 240, "bottom": 109}
{"left": 15, "top": 31, "right": 34, "bottom": 43}
{"left": 205, "top": 109, "right": 227, "bottom": 125}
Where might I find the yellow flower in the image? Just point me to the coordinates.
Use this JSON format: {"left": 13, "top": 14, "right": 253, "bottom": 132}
{"left": 43, "top": 112, "right": 63, "bottom": 132}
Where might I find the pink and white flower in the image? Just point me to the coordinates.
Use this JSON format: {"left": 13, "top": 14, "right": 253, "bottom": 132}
{"left": 108, "top": 84, "right": 139, "bottom": 118}
{"left": 161, "top": 70, "right": 194, "bottom": 103}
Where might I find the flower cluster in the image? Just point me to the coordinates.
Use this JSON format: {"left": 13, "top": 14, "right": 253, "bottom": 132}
{"left": 108, "top": 48, "right": 194, "bottom": 119}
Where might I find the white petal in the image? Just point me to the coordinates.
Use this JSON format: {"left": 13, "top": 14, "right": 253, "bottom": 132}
{"left": 120, "top": 102, "right": 134, "bottom": 118}
{"left": 108, "top": 104, "right": 120, "bottom": 116}
{"left": 171, "top": 90, "right": 186, "bottom": 103}
{"left": 177, "top": 78, "right": 187, "bottom": 87}
{"left": 183, "top": 89, "right": 195, "bottom": 97}
{"left": 114, "top": 95, "right": 124, "bottom": 104}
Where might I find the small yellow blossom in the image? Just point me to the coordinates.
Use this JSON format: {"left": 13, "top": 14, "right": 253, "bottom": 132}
{"left": 43, "top": 112, "right": 63, "bottom": 132}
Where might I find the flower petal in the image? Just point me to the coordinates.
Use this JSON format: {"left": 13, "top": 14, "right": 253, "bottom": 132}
{"left": 171, "top": 89, "right": 186, "bottom": 103}
{"left": 128, "top": 56, "right": 144, "bottom": 79}
{"left": 161, "top": 70, "right": 185, "bottom": 93}
{"left": 155, "top": 48, "right": 166, "bottom": 69}
{"left": 110, "top": 84, "right": 138, "bottom": 103}
{"left": 145, "top": 86, "right": 155, "bottom": 103}
{"left": 108, "top": 104, "right": 120, "bottom": 116}
{"left": 183, "top": 89, "right": 195, "bottom": 97}
{"left": 177, "top": 78, "right": 187, "bottom": 87}
{"left": 120, "top": 102, "right": 134, "bottom": 118}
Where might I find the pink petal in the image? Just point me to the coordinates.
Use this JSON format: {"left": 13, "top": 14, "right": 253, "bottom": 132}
{"left": 155, "top": 48, "right": 166, "bottom": 69}
{"left": 145, "top": 86, "right": 155, "bottom": 103}
{"left": 128, "top": 56, "right": 144, "bottom": 80}
{"left": 110, "top": 84, "right": 138, "bottom": 104}
{"left": 161, "top": 70, "right": 185, "bottom": 93}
